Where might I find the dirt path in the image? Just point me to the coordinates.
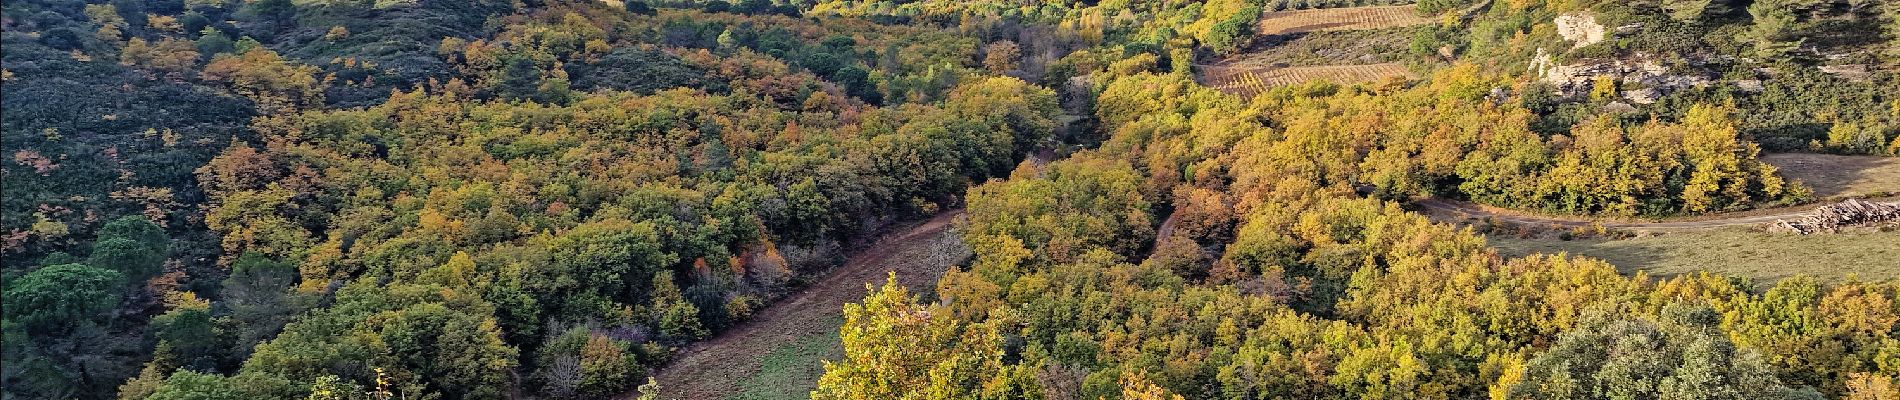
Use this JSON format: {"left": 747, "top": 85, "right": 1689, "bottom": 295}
{"left": 636, "top": 210, "right": 971, "bottom": 400}
{"left": 1414, "top": 197, "right": 1899, "bottom": 232}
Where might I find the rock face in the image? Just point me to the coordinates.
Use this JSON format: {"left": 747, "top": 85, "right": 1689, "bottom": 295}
{"left": 1554, "top": 13, "right": 1606, "bottom": 48}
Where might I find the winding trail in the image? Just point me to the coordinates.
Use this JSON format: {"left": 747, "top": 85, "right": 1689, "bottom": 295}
{"left": 1413, "top": 197, "right": 1899, "bottom": 232}
{"left": 635, "top": 210, "right": 970, "bottom": 400}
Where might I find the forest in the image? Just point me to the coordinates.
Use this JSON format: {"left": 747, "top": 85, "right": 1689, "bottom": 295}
{"left": 0, "top": 0, "right": 1897, "bottom": 399}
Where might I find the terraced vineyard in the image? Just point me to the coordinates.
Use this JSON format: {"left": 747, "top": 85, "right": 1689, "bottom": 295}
{"left": 1202, "top": 63, "right": 1412, "bottom": 96}
{"left": 1256, "top": 5, "right": 1434, "bottom": 35}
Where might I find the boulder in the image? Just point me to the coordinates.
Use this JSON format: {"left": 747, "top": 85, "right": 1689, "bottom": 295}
{"left": 1601, "top": 101, "right": 1639, "bottom": 114}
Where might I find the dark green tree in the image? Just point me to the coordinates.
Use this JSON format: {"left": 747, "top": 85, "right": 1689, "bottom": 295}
{"left": 97, "top": 216, "right": 167, "bottom": 251}
{"left": 220, "top": 252, "right": 302, "bottom": 360}
{"left": 498, "top": 57, "right": 544, "bottom": 102}
{"left": 152, "top": 306, "right": 224, "bottom": 371}
{"left": 196, "top": 27, "right": 235, "bottom": 55}
{"left": 2, "top": 264, "right": 124, "bottom": 334}
{"left": 88, "top": 238, "right": 165, "bottom": 283}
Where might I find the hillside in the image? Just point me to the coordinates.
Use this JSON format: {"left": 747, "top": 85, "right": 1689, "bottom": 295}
{"left": 2, "top": 0, "right": 1898, "bottom": 399}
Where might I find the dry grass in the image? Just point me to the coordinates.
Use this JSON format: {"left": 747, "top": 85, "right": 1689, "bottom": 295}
{"left": 1255, "top": 5, "right": 1434, "bottom": 36}
{"left": 1202, "top": 63, "right": 1411, "bottom": 96}
{"left": 1761, "top": 153, "right": 1900, "bottom": 199}
{"left": 1487, "top": 228, "right": 1900, "bottom": 284}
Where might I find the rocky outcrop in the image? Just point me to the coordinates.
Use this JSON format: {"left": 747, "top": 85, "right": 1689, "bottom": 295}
{"left": 1554, "top": 13, "right": 1606, "bottom": 48}
{"left": 1530, "top": 49, "right": 1714, "bottom": 102}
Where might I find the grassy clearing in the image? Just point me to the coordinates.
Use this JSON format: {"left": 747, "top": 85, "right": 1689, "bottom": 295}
{"left": 1255, "top": 5, "right": 1433, "bottom": 36}
{"left": 1486, "top": 228, "right": 1900, "bottom": 284}
{"left": 728, "top": 316, "right": 845, "bottom": 400}
{"left": 1761, "top": 153, "right": 1900, "bottom": 200}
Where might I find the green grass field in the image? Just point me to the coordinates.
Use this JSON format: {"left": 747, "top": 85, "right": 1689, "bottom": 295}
{"left": 728, "top": 316, "right": 845, "bottom": 400}
{"left": 1486, "top": 228, "right": 1900, "bottom": 284}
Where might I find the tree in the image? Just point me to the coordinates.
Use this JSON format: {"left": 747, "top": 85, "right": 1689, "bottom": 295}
{"left": 87, "top": 216, "right": 170, "bottom": 282}
{"left": 736, "top": 0, "right": 773, "bottom": 14}
{"left": 625, "top": 1, "right": 657, "bottom": 16}
{"left": 376, "top": 303, "right": 518, "bottom": 400}
{"left": 831, "top": 65, "right": 879, "bottom": 104}
{"left": 942, "top": 76, "right": 1061, "bottom": 174}
{"left": 577, "top": 332, "right": 638, "bottom": 397}
{"left": 200, "top": 48, "right": 326, "bottom": 113}
{"left": 812, "top": 276, "right": 1012, "bottom": 399}
{"left": 239, "top": 281, "right": 516, "bottom": 400}
{"left": 1509, "top": 305, "right": 1823, "bottom": 400}
{"left": 497, "top": 57, "right": 544, "bottom": 102}
{"left": 152, "top": 299, "right": 223, "bottom": 371}
{"left": 86, "top": 4, "right": 128, "bottom": 43}
{"left": 2, "top": 264, "right": 124, "bottom": 334}
{"left": 221, "top": 252, "right": 303, "bottom": 360}
{"left": 238, "top": 0, "right": 295, "bottom": 35}
{"left": 534, "top": 325, "right": 642, "bottom": 397}
{"left": 1747, "top": 0, "right": 1803, "bottom": 58}
{"left": 121, "top": 38, "right": 202, "bottom": 77}
{"left": 634, "top": 377, "right": 662, "bottom": 400}
{"left": 983, "top": 41, "right": 1022, "bottom": 74}
{"left": 89, "top": 238, "right": 165, "bottom": 284}
{"left": 1202, "top": 6, "right": 1262, "bottom": 55}
{"left": 148, "top": 371, "right": 242, "bottom": 400}
{"left": 1826, "top": 120, "right": 1890, "bottom": 154}
{"left": 652, "top": 271, "right": 707, "bottom": 341}
{"left": 99, "top": 215, "right": 168, "bottom": 252}
{"left": 541, "top": 218, "right": 676, "bottom": 308}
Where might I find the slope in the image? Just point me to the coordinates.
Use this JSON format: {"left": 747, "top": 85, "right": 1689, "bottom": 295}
{"left": 643, "top": 210, "right": 971, "bottom": 399}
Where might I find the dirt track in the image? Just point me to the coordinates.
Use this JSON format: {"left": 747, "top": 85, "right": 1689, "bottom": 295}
{"left": 1413, "top": 197, "right": 1899, "bottom": 231}
{"left": 636, "top": 210, "right": 970, "bottom": 400}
